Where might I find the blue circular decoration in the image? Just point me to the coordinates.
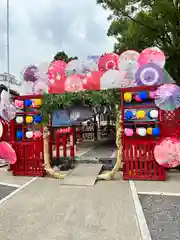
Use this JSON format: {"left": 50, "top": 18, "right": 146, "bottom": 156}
{"left": 16, "top": 131, "right": 24, "bottom": 139}
{"left": 24, "top": 99, "right": 32, "bottom": 107}
{"left": 34, "top": 115, "right": 42, "bottom": 123}
{"left": 125, "top": 111, "right": 133, "bottom": 120}
{"left": 138, "top": 91, "right": 148, "bottom": 101}
{"left": 152, "top": 128, "right": 160, "bottom": 136}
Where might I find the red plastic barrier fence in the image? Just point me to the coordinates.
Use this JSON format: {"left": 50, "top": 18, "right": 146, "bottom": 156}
{"left": 122, "top": 139, "right": 166, "bottom": 181}
{"left": 12, "top": 141, "right": 44, "bottom": 177}
{"left": 55, "top": 127, "right": 75, "bottom": 160}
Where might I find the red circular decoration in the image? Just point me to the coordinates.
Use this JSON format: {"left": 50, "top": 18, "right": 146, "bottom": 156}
{"left": 138, "top": 47, "right": 165, "bottom": 68}
{"left": 98, "top": 53, "right": 119, "bottom": 72}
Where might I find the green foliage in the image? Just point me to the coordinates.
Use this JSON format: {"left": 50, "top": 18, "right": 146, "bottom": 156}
{"left": 40, "top": 89, "right": 120, "bottom": 123}
{"left": 53, "top": 51, "right": 78, "bottom": 63}
{"left": 97, "top": 0, "right": 180, "bottom": 84}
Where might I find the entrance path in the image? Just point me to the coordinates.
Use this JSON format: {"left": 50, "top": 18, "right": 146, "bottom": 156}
{"left": 0, "top": 174, "right": 141, "bottom": 240}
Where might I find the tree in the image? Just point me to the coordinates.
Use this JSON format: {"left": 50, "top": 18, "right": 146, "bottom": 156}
{"left": 53, "top": 51, "right": 78, "bottom": 63}
{"left": 97, "top": 0, "right": 180, "bottom": 84}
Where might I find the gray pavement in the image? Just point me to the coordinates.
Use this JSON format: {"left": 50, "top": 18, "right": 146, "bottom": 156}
{"left": 0, "top": 176, "right": 141, "bottom": 240}
{"left": 0, "top": 184, "right": 17, "bottom": 200}
{"left": 79, "top": 140, "right": 116, "bottom": 160}
{"left": 139, "top": 194, "right": 180, "bottom": 240}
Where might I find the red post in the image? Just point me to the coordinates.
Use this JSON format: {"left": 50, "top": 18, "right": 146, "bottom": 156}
{"left": 70, "top": 128, "right": 75, "bottom": 159}
{"left": 62, "top": 135, "right": 67, "bottom": 158}
{"left": 56, "top": 136, "right": 60, "bottom": 160}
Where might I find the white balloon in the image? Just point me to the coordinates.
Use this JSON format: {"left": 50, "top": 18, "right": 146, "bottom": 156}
{"left": 16, "top": 116, "right": 24, "bottom": 124}
{"left": 26, "top": 131, "right": 33, "bottom": 138}
{"left": 138, "top": 128, "right": 146, "bottom": 136}
{"left": 0, "top": 121, "right": 3, "bottom": 138}
{"left": 149, "top": 109, "right": 158, "bottom": 119}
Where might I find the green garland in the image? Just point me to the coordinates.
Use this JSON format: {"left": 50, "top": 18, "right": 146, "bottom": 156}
{"left": 40, "top": 89, "right": 120, "bottom": 123}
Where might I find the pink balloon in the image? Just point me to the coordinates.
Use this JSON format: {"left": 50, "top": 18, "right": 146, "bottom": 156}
{"left": 0, "top": 142, "right": 17, "bottom": 164}
{"left": 124, "top": 128, "right": 134, "bottom": 136}
{"left": 15, "top": 100, "right": 24, "bottom": 109}
{"left": 33, "top": 131, "right": 42, "bottom": 139}
{"left": 135, "top": 95, "right": 142, "bottom": 102}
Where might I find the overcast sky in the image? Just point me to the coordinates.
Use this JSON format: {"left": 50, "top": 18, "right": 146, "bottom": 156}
{"left": 0, "top": 0, "right": 114, "bottom": 80}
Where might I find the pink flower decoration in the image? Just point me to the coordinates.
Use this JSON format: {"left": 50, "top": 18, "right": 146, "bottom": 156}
{"left": 154, "top": 137, "right": 180, "bottom": 168}
{"left": 0, "top": 142, "right": 17, "bottom": 164}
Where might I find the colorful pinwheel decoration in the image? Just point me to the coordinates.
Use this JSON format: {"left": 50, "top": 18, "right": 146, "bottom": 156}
{"left": 155, "top": 84, "right": 180, "bottom": 111}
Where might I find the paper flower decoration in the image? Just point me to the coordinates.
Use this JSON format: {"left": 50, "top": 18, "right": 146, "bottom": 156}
{"left": 0, "top": 141, "right": 17, "bottom": 164}
{"left": 154, "top": 137, "right": 180, "bottom": 168}
{"left": 155, "top": 84, "right": 180, "bottom": 111}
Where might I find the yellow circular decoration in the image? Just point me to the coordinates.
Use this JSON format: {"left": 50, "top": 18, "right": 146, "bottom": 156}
{"left": 147, "top": 127, "right": 153, "bottom": 135}
{"left": 124, "top": 92, "right": 132, "bottom": 102}
{"left": 34, "top": 99, "right": 42, "bottom": 107}
{"left": 136, "top": 110, "right": 146, "bottom": 119}
{"left": 25, "top": 116, "right": 33, "bottom": 124}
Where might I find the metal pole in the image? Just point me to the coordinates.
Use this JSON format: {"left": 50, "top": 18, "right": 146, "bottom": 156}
{"left": 6, "top": 0, "right": 10, "bottom": 93}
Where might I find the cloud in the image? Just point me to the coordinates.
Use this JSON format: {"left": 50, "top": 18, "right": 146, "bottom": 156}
{"left": 0, "top": 0, "right": 114, "bottom": 80}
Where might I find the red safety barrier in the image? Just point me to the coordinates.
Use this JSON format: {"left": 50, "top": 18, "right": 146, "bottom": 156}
{"left": 122, "top": 139, "right": 166, "bottom": 181}
{"left": 55, "top": 127, "right": 75, "bottom": 160}
{"left": 12, "top": 141, "right": 44, "bottom": 177}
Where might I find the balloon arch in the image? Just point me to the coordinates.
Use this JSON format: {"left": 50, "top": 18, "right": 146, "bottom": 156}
{"left": 0, "top": 47, "right": 180, "bottom": 180}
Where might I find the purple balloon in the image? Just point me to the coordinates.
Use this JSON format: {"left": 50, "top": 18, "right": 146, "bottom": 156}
{"left": 135, "top": 63, "right": 164, "bottom": 86}
{"left": 23, "top": 65, "right": 38, "bottom": 82}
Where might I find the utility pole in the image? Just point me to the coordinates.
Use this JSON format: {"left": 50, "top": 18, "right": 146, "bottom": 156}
{"left": 6, "top": 0, "right": 10, "bottom": 93}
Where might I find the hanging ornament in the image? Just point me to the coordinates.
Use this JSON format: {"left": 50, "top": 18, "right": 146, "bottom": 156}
{"left": 135, "top": 63, "right": 164, "bottom": 86}
{"left": 155, "top": 84, "right": 180, "bottom": 111}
